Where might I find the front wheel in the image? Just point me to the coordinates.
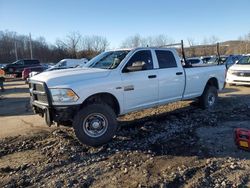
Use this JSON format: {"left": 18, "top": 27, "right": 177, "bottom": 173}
{"left": 199, "top": 86, "right": 218, "bottom": 110}
{"left": 73, "top": 103, "right": 118, "bottom": 146}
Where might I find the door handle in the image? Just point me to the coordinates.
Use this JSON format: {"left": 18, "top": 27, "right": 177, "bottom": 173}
{"left": 148, "top": 75, "right": 157, "bottom": 79}
{"left": 176, "top": 72, "right": 183, "bottom": 75}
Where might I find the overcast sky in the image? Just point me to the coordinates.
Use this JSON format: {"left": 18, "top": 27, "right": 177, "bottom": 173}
{"left": 1, "top": 0, "right": 250, "bottom": 48}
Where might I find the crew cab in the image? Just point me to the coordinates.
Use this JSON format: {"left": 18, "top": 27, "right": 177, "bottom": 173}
{"left": 29, "top": 47, "right": 225, "bottom": 146}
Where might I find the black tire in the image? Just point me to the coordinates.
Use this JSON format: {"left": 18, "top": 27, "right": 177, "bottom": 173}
{"left": 73, "top": 103, "right": 117, "bottom": 146}
{"left": 199, "top": 86, "right": 218, "bottom": 110}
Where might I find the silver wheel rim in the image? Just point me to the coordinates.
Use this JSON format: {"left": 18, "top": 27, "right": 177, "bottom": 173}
{"left": 82, "top": 113, "right": 108, "bottom": 138}
{"left": 208, "top": 93, "right": 215, "bottom": 107}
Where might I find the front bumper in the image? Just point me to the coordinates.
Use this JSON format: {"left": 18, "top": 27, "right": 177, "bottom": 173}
{"left": 226, "top": 74, "right": 250, "bottom": 85}
{"left": 29, "top": 81, "right": 80, "bottom": 126}
{"left": 32, "top": 102, "right": 80, "bottom": 125}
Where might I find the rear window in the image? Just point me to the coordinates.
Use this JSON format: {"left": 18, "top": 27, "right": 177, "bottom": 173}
{"left": 155, "top": 50, "right": 177, "bottom": 68}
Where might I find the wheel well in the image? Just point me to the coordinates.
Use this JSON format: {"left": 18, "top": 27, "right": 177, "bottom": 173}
{"left": 80, "top": 93, "right": 120, "bottom": 115}
{"left": 206, "top": 77, "right": 219, "bottom": 89}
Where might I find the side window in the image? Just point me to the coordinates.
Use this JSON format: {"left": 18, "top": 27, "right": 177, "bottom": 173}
{"left": 32, "top": 60, "right": 39, "bottom": 64}
{"left": 124, "top": 50, "right": 153, "bottom": 71}
{"left": 24, "top": 60, "right": 30, "bottom": 65}
{"left": 155, "top": 50, "right": 177, "bottom": 68}
{"left": 24, "top": 60, "right": 39, "bottom": 65}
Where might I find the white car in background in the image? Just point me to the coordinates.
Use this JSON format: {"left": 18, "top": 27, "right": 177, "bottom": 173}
{"left": 52, "top": 58, "right": 88, "bottom": 69}
{"left": 186, "top": 57, "right": 204, "bottom": 65}
{"left": 28, "top": 58, "right": 88, "bottom": 78}
{"left": 226, "top": 55, "right": 250, "bottom": 85}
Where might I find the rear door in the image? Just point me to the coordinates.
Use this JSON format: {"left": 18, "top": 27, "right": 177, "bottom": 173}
{"left": 154, "top": 49, "right": 185, "bottom": 104}
{"left": 121, "top": 50, "right": 158, "bottom": 112}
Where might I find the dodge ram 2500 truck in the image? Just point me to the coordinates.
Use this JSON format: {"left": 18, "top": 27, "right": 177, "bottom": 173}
{"left": 29, "top": 47, "right": 226, "bottom": 146}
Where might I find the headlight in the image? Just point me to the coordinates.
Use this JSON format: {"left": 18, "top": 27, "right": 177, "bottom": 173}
{"left": 50, "top": 88, "right": 79, "bottom": 102}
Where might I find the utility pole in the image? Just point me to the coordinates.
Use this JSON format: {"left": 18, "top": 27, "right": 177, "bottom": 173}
{"left": 29, "top": 33, "right": 33, "bottom": 59}
{"left": 14, "top": 41, "right": 18, "bottom": 60}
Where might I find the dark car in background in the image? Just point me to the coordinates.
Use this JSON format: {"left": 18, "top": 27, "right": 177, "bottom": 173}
{"left": 224, "top": 55, "right": 242, "bottom": 69}
{"left": 3, "top": 59, "right": 41, "bottom": 76}
{"left": 206, "top": 55, "right": 242, "bottom": 69}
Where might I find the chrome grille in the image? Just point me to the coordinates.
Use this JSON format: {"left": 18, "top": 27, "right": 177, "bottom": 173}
{"left": 232, "top": 71, "right": 250, "bottom": 77}
{"left": 29, "top": 82, "right": 48, "bottom": 105}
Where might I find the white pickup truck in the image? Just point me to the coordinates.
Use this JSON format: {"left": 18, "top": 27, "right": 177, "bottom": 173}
{"left": 29, "top": 47, "right": 226, "bottom": 146}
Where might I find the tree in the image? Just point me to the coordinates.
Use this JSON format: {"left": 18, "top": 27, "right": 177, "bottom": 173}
{"left": 120, "top": 34, "right": 174, "bottom": 48}
{"left": 57, "top": 32, "right": 82, "bottom": 58}
{"left": 81, "top": 35, "right": 109, "bottom": 52}
{"left": 187, "top": 38, "right": 196, "bottom": 57}
{"left": 121, "top": 34, "right": 143, "bottom": 48}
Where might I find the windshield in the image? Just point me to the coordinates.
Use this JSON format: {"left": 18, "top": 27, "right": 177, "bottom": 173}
{"left": 237, "top": 56, "right": 250, "bottom": 65}
{"left": 55, "top": 60, "right": 66, "bottom": 67}
{"left": 85, "top": 50, "right": 130, "bottom": 69}
{"left": 12, "top": 60, "right": 23, "bottom": 65}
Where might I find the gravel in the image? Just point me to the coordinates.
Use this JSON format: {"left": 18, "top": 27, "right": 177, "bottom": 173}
{"left": 1, "top": 86, "right": 250, "bottom": 187}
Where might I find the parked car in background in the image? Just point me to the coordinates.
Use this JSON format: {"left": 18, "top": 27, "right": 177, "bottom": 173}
{"left": 27, "top": 59, "right": 88, "bottom": 79}
{"left": 186, "top": 57, "right": 204, "bottom": 65}
{"left": 224, "top": 55, "right": 242, "bottom": 69}
{"left": 3, "top": 59, "right": 41, "bottom": 77}
{"left": 201, "top": 56, "right": 213, "bottom": 64}
{"left": 52, "top": 58, "right": 88, "bottom": 69}
{"left": 207, "top": 56, "right": 228, "bottom": 65}
{"left": 206, "top": 55, "right": 242, "bottom": 68}
{"left": 226, "top": 55, "right": 250, "bottom": 85}
{"left": 22, "top": 66, "right": 47, "bottom": 82}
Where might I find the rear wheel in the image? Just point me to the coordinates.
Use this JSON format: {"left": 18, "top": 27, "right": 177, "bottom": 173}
{"left": 199, "top": 86, "right": 218, "bottom": 110}
{"left": 73, "top": 103, "right": 117, "bottom": 146}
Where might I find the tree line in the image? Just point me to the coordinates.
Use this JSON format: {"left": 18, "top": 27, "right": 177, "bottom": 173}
{"left": 1, "top": 30, "right": 250, "bottom": 64}
{"left": 0, "top": 30, "right": 109, "bottom": 64}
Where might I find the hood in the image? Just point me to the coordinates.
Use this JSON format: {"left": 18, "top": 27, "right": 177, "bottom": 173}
{"left": 229, "top": 64, "right": 250, "bottom": 71}
{"left": 30, "top": 67, "right": 111, "bottom": 87}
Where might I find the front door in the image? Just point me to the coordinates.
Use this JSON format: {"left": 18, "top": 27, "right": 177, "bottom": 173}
{"left": 121, "top": 50, "right": 158, "bottom": 112}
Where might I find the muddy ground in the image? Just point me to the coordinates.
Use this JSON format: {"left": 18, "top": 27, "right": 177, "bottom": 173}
{"left": 0, "top": 80, "right": 250, "bottom": 188}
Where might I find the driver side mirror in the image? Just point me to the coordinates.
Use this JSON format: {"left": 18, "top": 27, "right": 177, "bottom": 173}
{"left": 125, "top": 61, "right": 146, "bottom": 72}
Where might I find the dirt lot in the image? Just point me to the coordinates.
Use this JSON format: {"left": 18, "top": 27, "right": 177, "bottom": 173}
{"left": 0, "top": 80, "right": 250, "bottom": 187}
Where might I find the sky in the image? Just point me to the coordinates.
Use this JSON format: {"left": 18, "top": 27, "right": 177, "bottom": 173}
{"left": 0, "top": 0, "right": 250, "bottom": 48}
